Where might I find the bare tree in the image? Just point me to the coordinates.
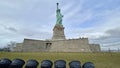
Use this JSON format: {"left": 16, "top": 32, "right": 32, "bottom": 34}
{"left": 7, "top": 41, "right": 16, "bottom": 52}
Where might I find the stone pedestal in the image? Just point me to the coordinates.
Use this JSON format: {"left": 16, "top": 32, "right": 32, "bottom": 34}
{"left": 52, "top": 24, "right": 65, "bottom": 40}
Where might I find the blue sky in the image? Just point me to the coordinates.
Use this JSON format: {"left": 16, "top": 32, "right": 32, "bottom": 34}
{"left": 0, "top": 0, "right": 120, "bottom": 50}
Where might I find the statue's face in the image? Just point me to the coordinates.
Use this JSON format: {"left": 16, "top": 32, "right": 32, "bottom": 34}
{"left": 57, "top": 9, "right": 60, "bottom": 12}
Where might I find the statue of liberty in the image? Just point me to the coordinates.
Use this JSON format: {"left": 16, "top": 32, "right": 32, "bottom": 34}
{"left": 56, "top": 3, "right": 63, "bottom": 25}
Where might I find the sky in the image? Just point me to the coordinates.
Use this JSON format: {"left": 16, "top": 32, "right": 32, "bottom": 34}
{"left": 0, "top": 0, "right": 120, "bottom": 50}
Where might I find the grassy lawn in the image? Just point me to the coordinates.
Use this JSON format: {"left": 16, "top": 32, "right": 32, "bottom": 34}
{"left": 0, "top": 52, "right": 120, "bottom": 68}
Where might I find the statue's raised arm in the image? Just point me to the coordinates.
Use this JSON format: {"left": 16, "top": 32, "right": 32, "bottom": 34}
{"left": 56, "top": 3, "right": 63, "bottom": 25}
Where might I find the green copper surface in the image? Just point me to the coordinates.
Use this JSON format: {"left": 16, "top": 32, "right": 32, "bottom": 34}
{"left": 56, "top": 3, "right": 63, "bottom": 25}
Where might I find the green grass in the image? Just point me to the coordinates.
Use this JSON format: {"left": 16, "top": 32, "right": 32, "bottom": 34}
{"left": 0, "top": 52, "right": 120, "bottom": 68}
